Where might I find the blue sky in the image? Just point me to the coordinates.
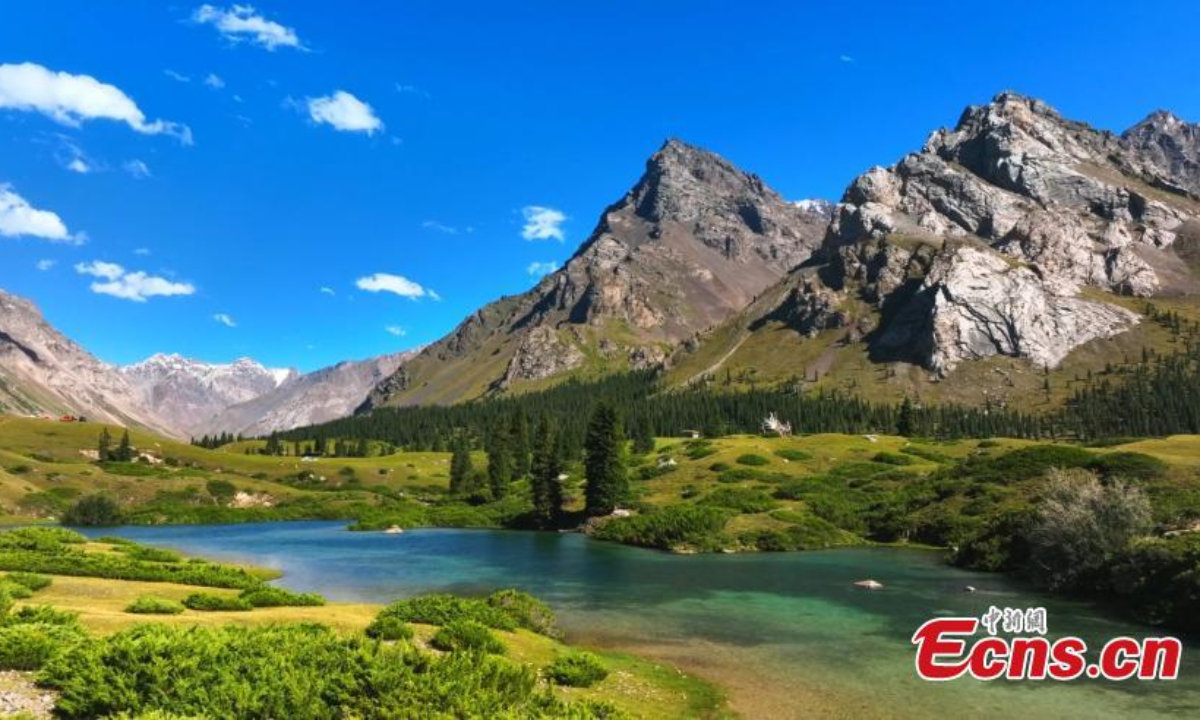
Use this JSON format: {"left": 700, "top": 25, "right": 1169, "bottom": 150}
{"left": 1, "top": 1, "right": 1197, "bottom": 372}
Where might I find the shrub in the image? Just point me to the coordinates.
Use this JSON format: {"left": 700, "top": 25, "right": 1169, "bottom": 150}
{"left": 364, "top": 616, "right": 414, "bottom": 641}
{"left": 0, "top": 527, "right": 87, "bottom": 549}
{"left": 735, "top": 453, "right": 769, "bottom": 466}
{"left": 6, "top": 604, "right": 79, "bottom": 626}
{"left": 1106, "top": 534, "right": 1200, "bottom": 633}
{"left": 708, "top": 462, "right": 732, "bottom": 472}
{"left": 181, "top": 592, "right": 252, "bottom": 612}
{"left": 6, "top": 571, "right": 53, "bottom": 593}
{"left": 431, "top": 620, "right": 505, "bottom": 655}
{"left": 117, "top": 545, "right": 183, "bottom": 563}
{"left": 900, "top": 445, "right": 952, "bottom": 463}
{"left": 205, "top": 479, "right": 237, "bottom": 503}
{"left": 125, "top": 596, "right": 185, "bottom": 615}
{"left": 773, "top": 448, "right": 813, "bottom": 462}
{"left": 485, "top": 589, "right": 556, "bottom": 636}
{"left": 699, "top": 488, "right": 779, "bottom": 514}
{"left": 0, "top": 623, "right": 87, "bottom": 670}
{"left": 239, "top": 586, "right": 325, "bottom": 608}
{"left": 546, "top": 652, "right": 609, "bottom": 687}
{"left": 62, "top": 494, "right": 122, "bottom": 526}
{"left": 871, "top": 452, "right": 915, "bottom": 466}
{"left": 1026, "top": 469, "right": 1152, "bottom": 591}
{"left": 373, "top": 594, "right": 517, "bottom": 631}
{"left": 7, "top": 464, "right": 32, "bottom": 475}
{"left": 592, "top": 505, "right": 732, "bottom": 551}
{"left": 716, "top": 468, "right": 763, "bottom": 484}
{"left": 1090, "top": 452, "right": 1168, "bottom": 481}
{"left": 39, "top": 623, "right": 611, "bottom": 720}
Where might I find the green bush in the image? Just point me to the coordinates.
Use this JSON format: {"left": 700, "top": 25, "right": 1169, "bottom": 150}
{"left": 117, "top": 545, "right": 183, "bottom": 563}
{"left": 6, "top": 604, "right": 79, "bottom": 627}
{"left": 486, "top": 589, "right": 557, "bottom": 636}
{"left": 0, "top": 581, "right": 33, "bottom": 599}
{"left": 698, "top": 488, "right": 779, "bottom": 514}
{"left": 735, "top": 453, "right": 769, "bottom": 466}
{"left": 431, "top": 620, "right": 505, "bottom": 655}
{"left": 364, "top": 616, "right": 414, "bottom": 641}
{"left": 546, "top": 652, "right": 608, "bottom": 687}
{"left": 0, "top": 527, "right": 87, "bottom": 550}
{"left": 1106, "top": 534, "right": 1200, "bottom": 633}
{"left": 1090, "top": 452, "right": 1168, "bottom": 480}
{"left": 373, "top": 594, "right": 517, "bottom": 631}
{"left": 773, "top": 448, "right": 813, "bottom": 462}
{"left": 900, "top": 445, "right": 952, "bottom": 463}
{"left": 592, "top": 505, "right": 732, "bottom": 551}
{"left": 239, "top": 586, "right": 326, "bottom": 608}
{"left": 181, "top": 593, "right": 252, "bottom": 612}
{"left": 0, "top": 622, "right": 87, "bottom": 670}
{"left": 708, "top": 462, "right": 732, "bottom": 472}
{"left": 125, "top": 596, "right": 185, "bottom": 615}
{"left": 62, "top": 494, "right": 123, "bottom": 526}
{"left": 871, "top": 452, "right": 915, "bottom": 466}
{"left": 39, "top": 623, "right": 615, "bottom": 719}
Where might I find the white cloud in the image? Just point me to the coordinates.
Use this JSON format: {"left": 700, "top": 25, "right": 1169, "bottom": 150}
{"left": 192, "top": 5, "right": 304, "bottom": 51}
{"left": 213, "top": 313, "right": 237, "bottom": 327}
{"left": 319, "top": 286, "right": 335, "bottom": 296}
{"left": 306, "top": 91, "right": 383, "bottom": 135}
{"left": 35, "top": 259, "right": 56, "bottom": 271}
{"left": 0, "top": 185, "right": 78, "bottom": 243}
{"left": 0, "top": 62, "right": 192, "bottom": 144}
{"left": 124, "top": 160, "right": 152, "bottom": 178}
{"left": 526, "top": 261, "right": 559, "bottom": 277}
{"left": 67, "top": 157, "right": 91, "bottom": 174}
{"left": 164, "top": 69, "right": 192, "bottom": 83}
{"left": 204, "top": 73, "right": 225, "bottom": 89}
{"left": 356, "top": 273, "right": 437, "bottom": 300}
{"left": 521, "top": 205, "right": 566, "bottom": 241}
{"left": 133, "top": 247, "right": 151, "bottom": 256}
{"left": 839, "top": 55, "right": 855, "bottom": 63}
{"left": 75, "top": 260, "right": 195, "bottom": 302}
{"left": 422, "top": 220, "right": 458, "bottom": 234}
{"left": 74, "top": 260, "right": 125, "bottom": 280}
{"left": 384, "top": 325, "right": 406, "bottom": 337}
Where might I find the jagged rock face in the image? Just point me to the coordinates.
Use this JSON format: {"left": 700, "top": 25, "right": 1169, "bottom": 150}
{"left": 0, "top": 290, "right": 173, "bottom": 435}
{"left": 827, "top": 93, "right": 1200, "bottom": 299}
{"left": 1123, "top": 110, "right": 1200, "bottom": 196}
{"left": 770, "top": 93, "right": 1200, "bottom": 374}
{"left": 202, "top": 350, "right": 416, "bottom": 436}
{"left": 122, "top": 354, "right": 296, "bottom": 438}
{"left": 366, "top": 139, "right": 829, "bottom": 408}
{"left": 876, "top": 245, "right": 1139, "bottom": 372}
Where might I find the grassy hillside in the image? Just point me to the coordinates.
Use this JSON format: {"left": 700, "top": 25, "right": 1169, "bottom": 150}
{"left": 667, "top": 288, "right": 1200, "bottom": 412}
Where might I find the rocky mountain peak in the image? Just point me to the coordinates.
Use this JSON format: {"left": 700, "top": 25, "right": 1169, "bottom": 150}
{"left": 365, "top": 139, "right": 830, "bottom": 408}
{"left": 1123, "top": 109, "right": 1200, "bottom": 196}
{"left": 779, "top": 93, "right": 1200, "bottom": 375}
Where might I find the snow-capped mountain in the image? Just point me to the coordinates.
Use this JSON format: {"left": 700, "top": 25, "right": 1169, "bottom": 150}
{"left": 121, "top": 354, "right": 297, "bottom": 437}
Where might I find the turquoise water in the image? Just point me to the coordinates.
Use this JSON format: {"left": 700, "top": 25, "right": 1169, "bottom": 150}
{"left": 86, "top": 522, "right": 1200, "bottom": 719}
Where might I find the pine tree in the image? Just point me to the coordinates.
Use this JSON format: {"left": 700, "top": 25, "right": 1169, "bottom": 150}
{"left": 449, "top": 435, "right": 473, "bottom": 496}
{"left": 97, "top": 428, "right": 112, "bottom": 462}
{"left": 897, "top": 396, "right": 916, "bottom": 437}
{"left": 509, "top": 411, "right": 531, "bottom": 479}
{"left": 115, "top": 429, "right": 133, "bottom": 462}
{"left": 530, "top": 417, "right": 563, "bottom": 523}
{"left": 630, "top": 418, "right": 655, "bottom": 455}
{"left": 584, "top": 403, "right": 627, "bottom": 515}
{"left": 487, "top": 427, "right": 513, "bottom": 499}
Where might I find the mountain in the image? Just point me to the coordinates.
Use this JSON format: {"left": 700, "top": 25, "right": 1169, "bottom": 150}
{"left": 666, "top": 93, "right": 1200, "bottom": 407}
{"left": 121, "top": 354, "right": 298, "bottom": 438}
{"left": 201, "top": 350, "right": 418, "bottom": 437}
{"left": 364, "top": 139, "right": 831, "bottom": 409}
{"left": 0, "top": 289, "right": 174, "bottom": 435}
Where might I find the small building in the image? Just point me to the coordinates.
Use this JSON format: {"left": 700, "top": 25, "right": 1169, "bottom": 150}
{"left": 681, "top": 429, "right": 702, "bottom": 439}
